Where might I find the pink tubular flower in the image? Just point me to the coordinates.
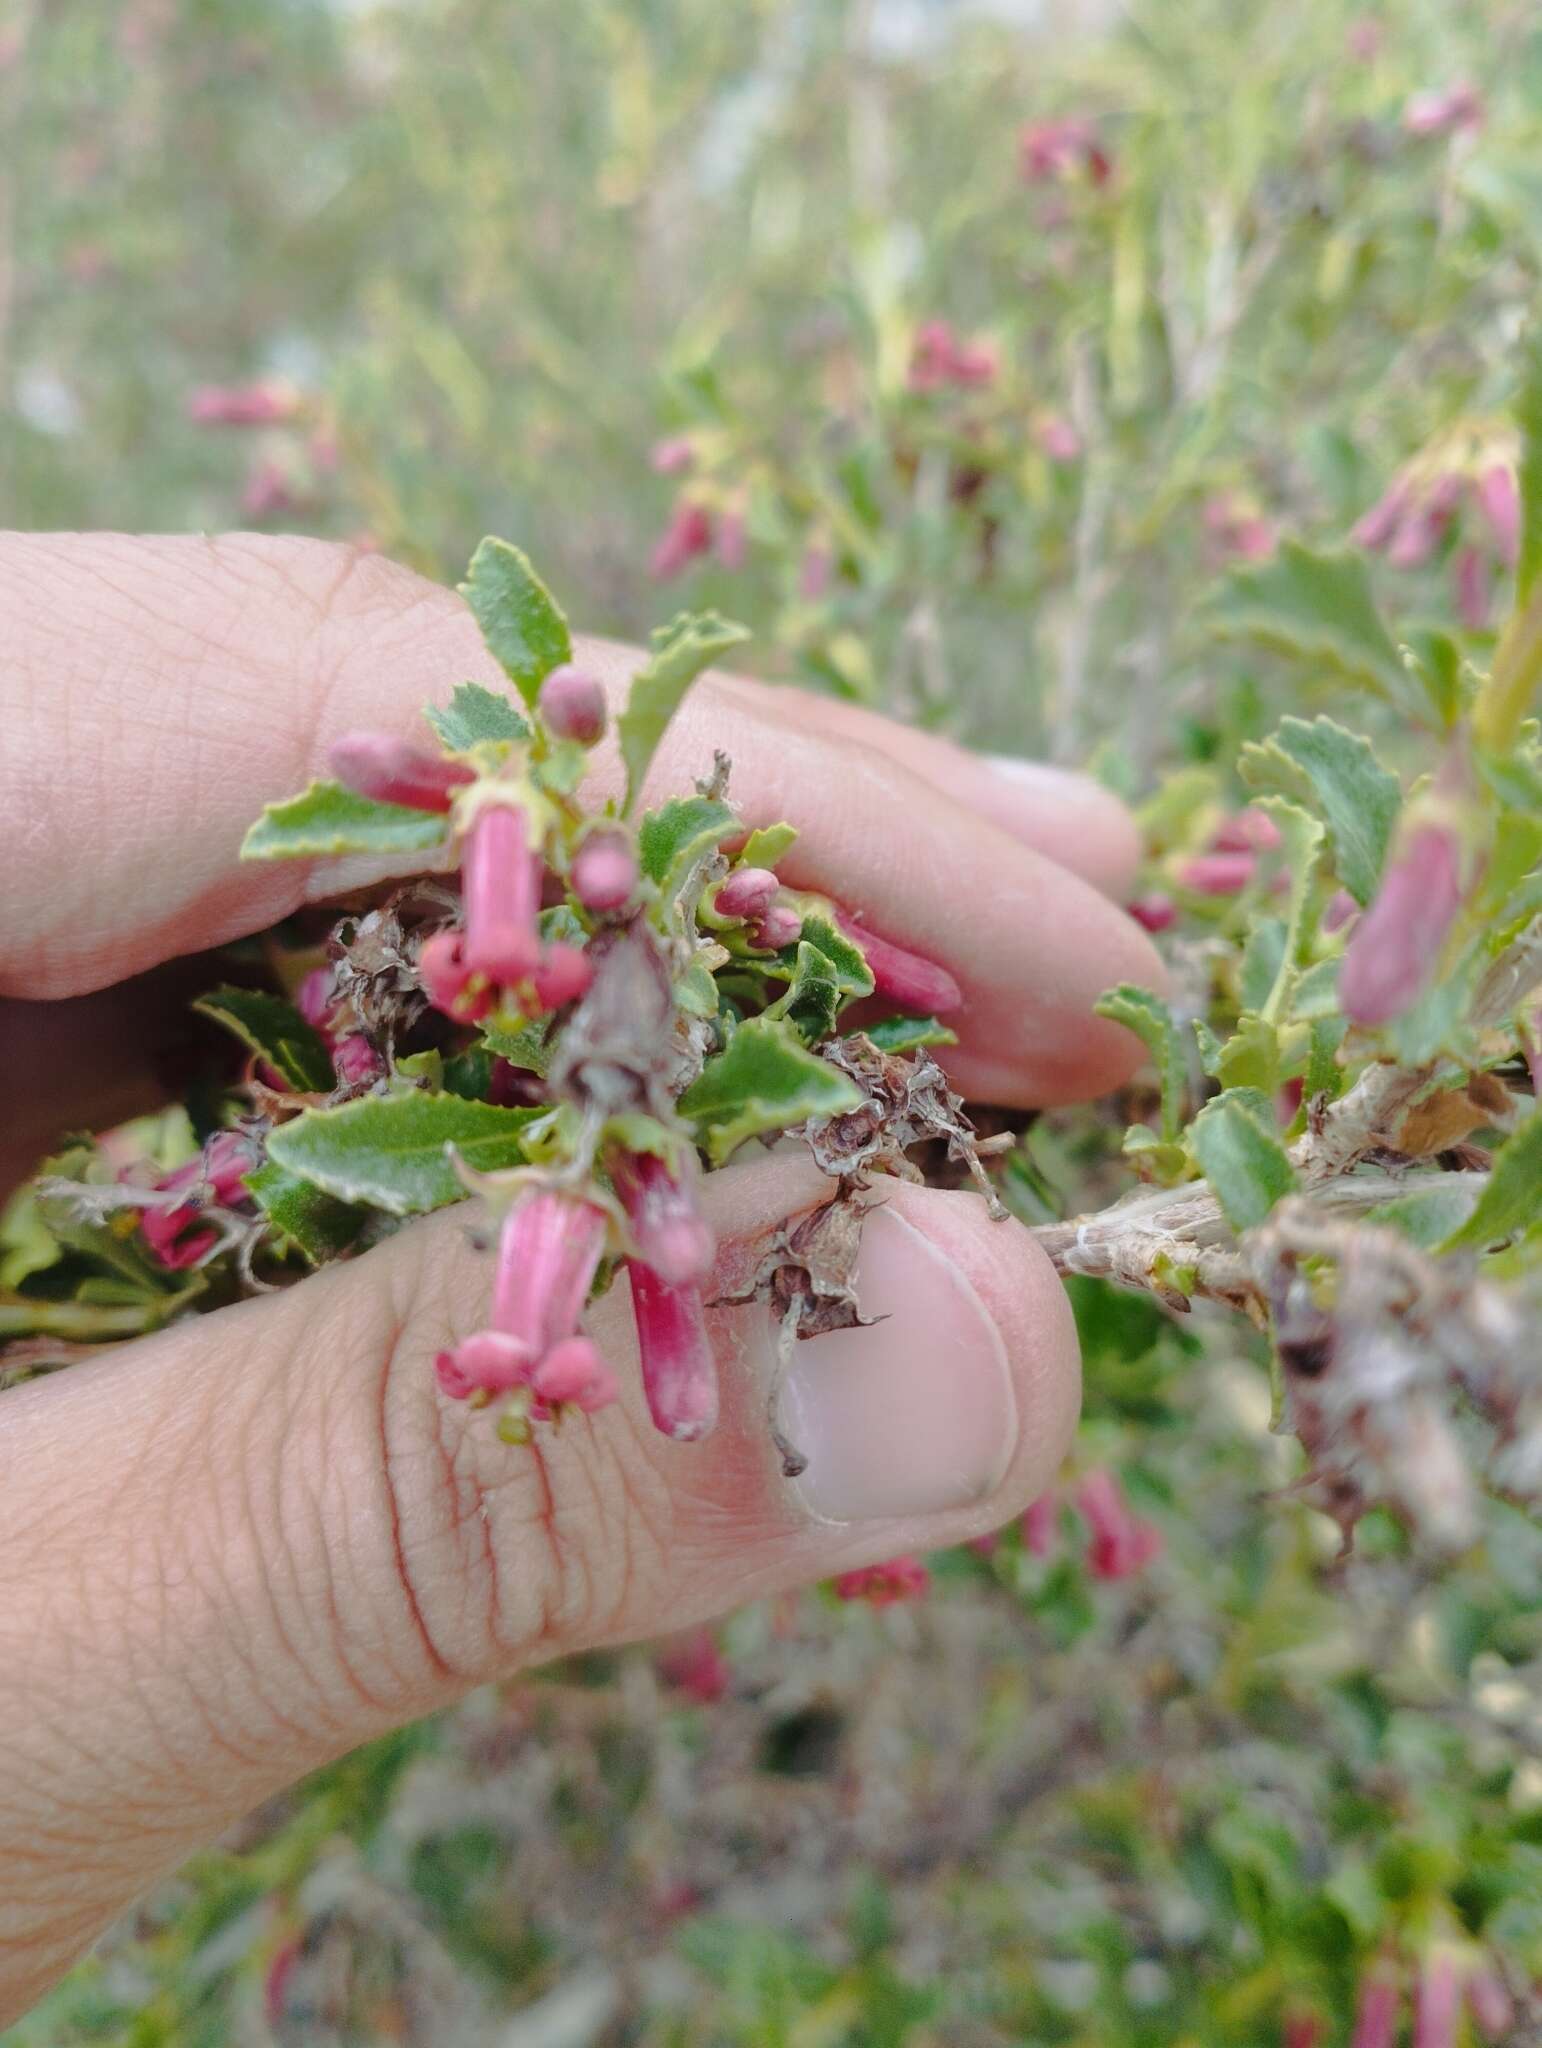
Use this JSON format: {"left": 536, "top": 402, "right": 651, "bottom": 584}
{"left": 628, "top": 1262, "right": 719, "bottom": 1442}
{"left": 187, "top": 378, "right": 300, "bottom": 427}
{"left": 572, "top": 830, "right": 638, "bottom": 914}
{"left": 1339, "top": 822, "right": 1464, "bottom": 1026}
{"left": 1018, "top": 116, "right": 1112, "bottom": 186}
{"left": 610, "top": 1149, "right": 716, "bottom": 1287}
{"left": 833, "top": 911, "right": 964, "bottom": 1014}
{"left": 1035, "top": 414, "right": 1082, "bottom": 463}
{"left": 907, "top": 321, "right": 998, "bottom": 394}
{"left": 1075, "top": 1469, "right": 1162, "bottom": 1581}
{"left": 649, "top": 434, "right": 696, "bottom": 476}
{"left": 1349, "top": 1965, "right": 1401, "bottom": 2048}
{"left": 1322, "top": 888, "right": 1359, "bottom": 935}
{"left": 531, "top": 1335, "right": 618, "bottom": 1414}
{"left": 714, "top": 866, "right": 780, "bottom": 922}
{"left": 1353, "top": 478, "right": 1413, "bottom": 552}
{"left": 1128, "top": 892, "right": 1177, "bottom": 934}
{"left": 1413, "top": 1951, "right": 1461, "bottom": 2048}
{"left": 1465, "top": 1968, "right": 1513, "bottom": 2041}
{"left": 140, "top": 1130, "right": 255, "bottom": 1267}
{"left": 1177, "top": 850, "right": 1256, "bottom": 896}
{"left": 1403, "top": 82, "right": 1483, "bottom": 138}
{"left": 435, "top": 1329, "right": 533, "bottom": 1399}
{"left": 240, "top": 458, "right": 296, "bottom": 522}
{"left": 1475, "top": 463, "right": 1520, "bottom": 566}
{"left": 1454, "top": 544, "right": 1489, "bottom": 630}
{"left": 539, "top": 663, "right": 608, "bottom": 746}
{"left": 530, "top": 942, "right": 594, "bottom": 1012}
{"left": 332, "top": 1033, "right": 384, "bottom": 1086}
{"left": 656, "top": 1628, "right": 730, "bottom": 1704}
{"left": 1022, "top": 1492, "right": 1060, "bottom": 1558}
{"left": 1283, "top": 2009, "right": 1325, "bottom": 2048}
{"left": 833, "top": 1555, "right": 930, "bottom": 1605}
{"left": 297, "top": 966, "right": 334, "bottom": 1029}
{"left": 750, "top": 903, "right": 804, "bottom": 952}
{"left": 463, "top": 803, "right": 542, "bottom": 985}
{"left": 416, "top": 929, "right": 491, "bottom": 1023}
{"left": 651, "top": 498, "right": 714, "bottom": 580}
{"left": 329, "top": 731, "right": 474, "bottom": 813}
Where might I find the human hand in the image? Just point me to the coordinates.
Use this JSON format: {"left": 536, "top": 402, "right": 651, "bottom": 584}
{"left": 0, "top": 532, "right": 1160, "bottom": 2022}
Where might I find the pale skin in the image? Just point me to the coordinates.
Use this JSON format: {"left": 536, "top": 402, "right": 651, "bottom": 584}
{"left": 0, "top": 534, "right": 1163, "bottom": 2025}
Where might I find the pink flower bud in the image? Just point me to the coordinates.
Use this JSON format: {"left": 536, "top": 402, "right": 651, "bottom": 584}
{"left": 329, "top": 731, "right": 473, "bottom": 813}
{"left": 436, "top": 1330, "right": 534, "bottom": 1400}
{"left": 1323, "top": 888, "right": 1359, "bottom": 935}
{"left": 1349, "top": 1967, "right": 1401, "bottom": 2048}
{"left": 714, "top": 866, "right": 780, "bottom": 921}
{"left": 538, "top": 663, "right": 608, "bottom": 746}
{"left": 650, "top": 498, "right": 714, "bottom": 581}
{"left": 799, "top": 538, "right": 833, "bottom": 600}
{"left": 649, "top": 434, "right": 696, "bottom": 476}
{"left": 656, "top": 1628, "right": 730, "bottom": 1703}
{"left": 571, "top": 830, "right": 638, "bottom": 914}
{"left": 333, "top": 1033, "right": 384, "bottom": 1086}
{"left": 1387, "top": 504, "right": 1448, "bottom": 569}
{"left": 1403, "top": 82, "right": 1483, "bottom": 138}
{"left": 297, "top": 966, "right": 335, "bottom": 1029}
{"left": 464, "top": 804, "right": 543, "bottom": 985}
{"left": 1340, "top": 823, "right": 1464, "bottom": 1026}
{"left": 489, "top": 1192, "right": 608, "bottom": 1366}
{"left": 1035, "top": 415, "right": 1082, "bottom": 463}
{"left": 610, "top": 1150, "right": 716, "bottom": 1287}
{"left": 531, "top": 1334, "right": 618, "bottom": 1413}
{"left": 832, "top": 1555, "right": 930, "bottom": 1605}
{"left": 750, "top": 904, "right": 805, "bottom": 952}
{"left": 187, "top": 378, "right": 300, "bottom": 427}
{"left": 627, "top": 1263, "right": 719, "bottom": 1442}
{"left": 1022, "top": 1492, "right": 1060, "bottom": 1558}
{"left": 1212, "top": 809, "right": 1283, "bottom": 854}
{"left": 529, "top": 941, "right": 594, "bottom": 1013}
{"left": 1177, "top": 851, "right": 1256, "bottom": 896}
{"left": 1128, "top": 892, "right": 1177, "bottom": 933}
{"left": 1466, "top": 1968, "right": 1514, "bottom": 2041}
{"left": 1413, "top": 1951, "right": 1461, "bottom": 2048}
{"left": 1353, "top": 478, "right": 1412, "bottom": 553}
{"left": 1075, "top": 1469, "right": 1162, "bottom": 1581}
{"left": 833, "top": 911, "right": 964, "bottom": 1014}
{"left": 1475, "top": 463, "right": 1520, "bottom": 567}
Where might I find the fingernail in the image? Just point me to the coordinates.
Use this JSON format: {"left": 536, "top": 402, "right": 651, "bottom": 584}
{"left": 983, "top": 753, "right": 1067, "bottom": 791}
{"left": 773, "top": 1206, "right": 1017, "bottom": 1523}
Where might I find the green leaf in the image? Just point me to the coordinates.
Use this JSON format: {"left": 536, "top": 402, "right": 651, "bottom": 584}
{"left": 638, "top": 796, "right": 739, "bottom": 898}
{"left": 864, "top": 1014, "right": 958, "bottom": 1052}
{"left": 244, "top": 1160, "right": 367, "bottom": 1264}
{"left": 763, "top": 915, "right": 876, "bottom": 1043}
{"left": 617, "top": 611, "right": 751, "bottom": 812}
{"left": 241, "top": 782, "right": 450, "bottom": 861}
{"left": 738, "top": 823, "right": 798, "bottom": 868}
{"left": 1370, "top": 1179, "right": 1485, "bottom": 1251}
{"left": 1206, "top": 1013, "right": 1281, "bottom": 1097}
{"left": 1251, "top": 798, "right": 1328, "bottom": 1019}
{"left": 478, "top": 1019, "right": 554, "bottom": 1077}
{"left": 458, "top": 537, "right": 572, "bottom": 707}
{"left": 1440, "top": 1113, "right": 1542, "bottom": 1251}
{"left": 1191, "top": 1089, "right": 1296, "bottom": 1233}
{"left": 679, "top": 1017, "right": 863, "bottom": 1166}
{"left": 1400, "top": 630, "right": 1465, "bottom": 728}
{"left": 423, "top": 680, "right": 530, "bottom": 751}
{"left": 1239, "top": 715, "right": 1402, "bottom": 906}
{"left": 193, "top": 986, "right": 334, "bottom": 1092}
{"left": 265, "top": 1093, "right": 542, "bottom": 1216}
{"left": 1205, "top": 542, "right": 1407, "bottom": 704}
{"left": 1094, "top": 984, "right": 1186, "bottom": 1144}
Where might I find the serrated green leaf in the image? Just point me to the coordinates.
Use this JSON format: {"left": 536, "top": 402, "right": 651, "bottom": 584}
{"left": 423, "top": 680, "right": 530, "bottom": 750}
{"left": 1206, "top": 542, "right": 1407, "bottom": 704}
{"left": 1240, "top": 919, "right": 1287, "bottom": 1014}
{"left": 241, "top": 782, "right": 450, "bottom": 861}
{"left": 674, "top": 959, "right": 721, "bottom": 1018}
{"left": 1209, "top": 1013, "right": 1281, "bottom": 1096}
{"left": 265, "top": 1093, "right": 542, "bottom": 1216}
{"left": 1239, "top": 715, "right": 1402, "bottom": 906}
{"left": 763, "top": 915, "right": 875, "bottom": 1043}
{"left": 458, "top": 537, "right": 572, "bottom": 707}
{"left": 617, "top": 611, "right": 750, "bottom": 812}
{"left": 479, "top": 1019, "right": 554, "bottom": 1077}
{"left": 1440, "top": 1113, "right": 1542, "bottom": 1251}
{"left": 193, "top": 986, "right": 334, "bottom": 1092}
{"left": 638, "top": 796, "right": 739, "bottom": 897}
{"left": 1191, "top": 1088, "right": 1296, "bottom": 1233}
{"left": 679, "top": 1017, "right": 863, "bottom": 1166}
{"left": 245, "top": 1159, "right": 367, "bottom": 1264}
{"left": 1094, "top": 984, "right": 1185, "bottom": 1143}
{"left": 738, "top": 823, "right": 798, "bottom": 868}
{"left": 864, "top": 1014, "right": 958, "bottom": 1052}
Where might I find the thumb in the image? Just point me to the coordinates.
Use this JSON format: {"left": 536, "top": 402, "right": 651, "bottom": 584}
{"left": 0, "top": 1154, "right": 1077, "bottom": 2016}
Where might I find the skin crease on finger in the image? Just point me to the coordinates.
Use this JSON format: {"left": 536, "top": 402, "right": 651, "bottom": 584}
{"left": 0, "top": 533, "right": 1164, "bottom": 1109}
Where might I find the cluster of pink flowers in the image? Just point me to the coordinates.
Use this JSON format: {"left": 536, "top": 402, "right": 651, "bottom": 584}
{"left": 136, "top": 1130, "right": 257, "bottom": 1269}
{"left": 906, "top": 320, "right": 999, "bottom": 395}
{"left": 1346, "top": 1946, "right": 1513, "bottom": 2048}
{"left": 186, "top": 377, "right": 342, "bottom": 528}
{"left": 1018, "top": 116, "right": 1113, "bottom": 187}
{"left": 1353, "top": 453, "right": 1518, "bottom": 630}
{"left": 1024, "top": 1469, "right": 1162, "bottom": 1581}
{"left": 295, "top": 965, "right": 385, "bottom": 1088}
{"left": 832, "top": 1555, "right": 931, "bottom": 1606}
